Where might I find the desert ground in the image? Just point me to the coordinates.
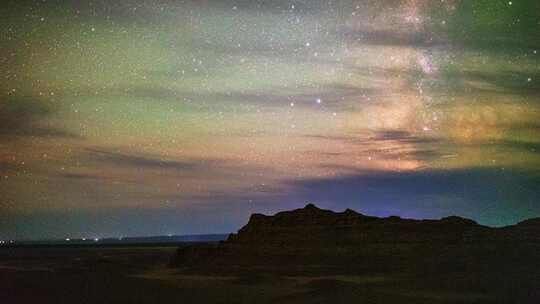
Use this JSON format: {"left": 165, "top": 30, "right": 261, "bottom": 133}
{"left": 1, "top": 244, "right": 538, "bottom": 304}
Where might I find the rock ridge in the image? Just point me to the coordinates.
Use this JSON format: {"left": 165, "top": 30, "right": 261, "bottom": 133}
{"left": 172, "top": 204, "right": 540, "bottom": 272}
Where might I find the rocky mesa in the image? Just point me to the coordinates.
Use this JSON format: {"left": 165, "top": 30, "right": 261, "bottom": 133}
{"left": 172, "top": 204, "right": 540, "bottom": 274}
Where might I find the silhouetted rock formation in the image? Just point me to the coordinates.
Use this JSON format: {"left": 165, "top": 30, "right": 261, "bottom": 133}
{"left": 172, "top": 204, "right": 540, "bottom": 274}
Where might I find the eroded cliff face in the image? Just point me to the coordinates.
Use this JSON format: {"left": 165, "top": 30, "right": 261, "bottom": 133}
{"left": 172, "top": 204, "right": 540, "bottom": 273}
{"left": 226, "top": 204, "right": 486, "bottom": 245}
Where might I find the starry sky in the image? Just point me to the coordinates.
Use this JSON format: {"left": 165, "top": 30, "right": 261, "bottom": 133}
{"left": 1, "top": 0, "right": 539, "bottom": 239}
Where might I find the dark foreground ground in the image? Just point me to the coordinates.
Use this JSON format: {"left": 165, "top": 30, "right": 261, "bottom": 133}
{"left": 1, "top": 245, "right": 539, "bottom": 304}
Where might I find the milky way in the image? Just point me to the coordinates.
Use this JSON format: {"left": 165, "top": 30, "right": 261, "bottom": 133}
{"left": 1, "top": 0, "right": 539, "bottom": 239}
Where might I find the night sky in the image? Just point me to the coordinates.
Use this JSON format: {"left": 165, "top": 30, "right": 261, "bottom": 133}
{"left": 1, "top": 0, "right": 539, "bottom": 240}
